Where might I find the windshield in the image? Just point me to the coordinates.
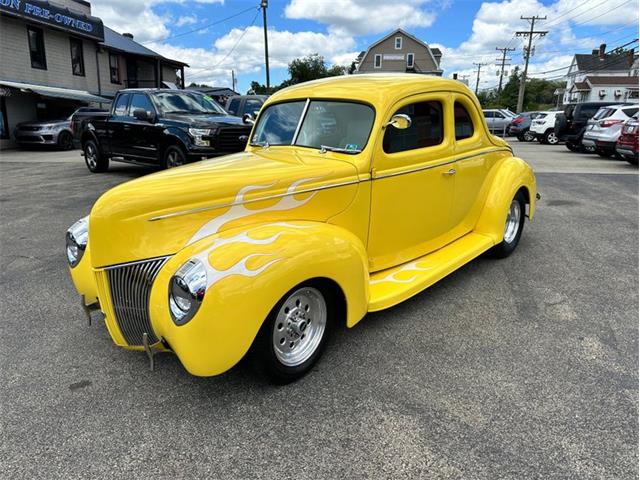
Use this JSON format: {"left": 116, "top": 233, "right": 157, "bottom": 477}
{"left": 153, "top": 91, "right": 227, "bottom": 115}
{"left": 252, "top": 100, "right": 375, "bottom": 153}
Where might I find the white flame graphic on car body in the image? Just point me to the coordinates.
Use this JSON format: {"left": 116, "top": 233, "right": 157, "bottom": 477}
{"left": 191, "top": 223, "right": 310, "bottom": 290}
{"left": 187, "top": 177, "right": 322, "bottom": 246}
{"left": 370, "top": 260, "right": 434, "bottom": 285}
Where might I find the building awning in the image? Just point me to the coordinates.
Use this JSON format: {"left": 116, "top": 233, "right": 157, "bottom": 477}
{"left": 0, "top": 80, "right": 110, "bottom": 103}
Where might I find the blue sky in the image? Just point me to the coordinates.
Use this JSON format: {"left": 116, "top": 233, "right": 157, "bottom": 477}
{"left": 92, "top": 0, "right": 639, "bottom": 93}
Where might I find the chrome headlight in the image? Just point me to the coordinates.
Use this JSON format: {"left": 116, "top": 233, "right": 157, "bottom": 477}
{"left": 169, "top": 258, "right": 207, "bottom": 325}
{"left": 66, "top": 216, "right": 88, "bottom": 267}
{"left": 188, "top": 128, "right": 212, "bottom": 147}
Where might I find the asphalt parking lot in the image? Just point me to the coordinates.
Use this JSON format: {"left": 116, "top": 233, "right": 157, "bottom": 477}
{"left": 1, "top": 142, "right": 638, "bottom": 479}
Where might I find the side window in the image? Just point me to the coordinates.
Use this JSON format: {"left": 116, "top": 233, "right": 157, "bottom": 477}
{"left": 454, "top": 102, "right": 474, "bottom": 140}
{"left": 228, "top": 98, "right": 240, "bottom": 115}
{"left": 245, "top": 99, "right": 263, "bottom": 115}
{"left": 129, "top": 94, "right": 154, "bottom": 116}
{"left": 623, "top": 107, "right": 638, "bottom": 117}
{"left": 113, "top": 94, "right": 130, "bottom": 116}
{"left": 383, "top": 101, "right": 443, "bottom": 154}
{"left": 483, "top": 111, "right": 494, "bottom": 118}
{"left": 495, "top": 112, "right": 505, "bottom": 119}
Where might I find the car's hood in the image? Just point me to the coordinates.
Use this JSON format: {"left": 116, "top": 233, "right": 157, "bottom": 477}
{"left": 89, "top": 148, "right": 361, "bottom": 267}
{"left": 162, "top": 113, "right": 246, "bottom": 128}
{"left": 17, "top": 119, "right": 68, "bottom": 128}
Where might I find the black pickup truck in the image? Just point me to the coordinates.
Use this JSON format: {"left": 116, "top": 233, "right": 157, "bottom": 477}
{"left": 78, "top": 89, "right": 252, "bottom": 172}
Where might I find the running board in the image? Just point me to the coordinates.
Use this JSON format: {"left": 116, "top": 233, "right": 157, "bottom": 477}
{"left": 368, "top": 232, "right": 494, "bottom": 312}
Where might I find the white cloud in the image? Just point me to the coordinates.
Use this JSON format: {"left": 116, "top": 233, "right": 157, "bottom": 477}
{"left": 148, "top": 26, "right": 355, "bottom": 86}
{"left": 285, "top": 0, "right": 436, "bottom": 35}
{"left": 92, "top": 0, "right": 177, "bottom": 43}
{"left": 176, "top": 15, "right": 198, "bottom": 27}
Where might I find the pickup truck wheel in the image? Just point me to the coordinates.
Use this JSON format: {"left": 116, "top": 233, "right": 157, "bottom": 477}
{"left": 83, "top": 140, "right": 108, "bottom": 173}
{"left": 163, "top": 145, "right": 186, "bottom": 169}
{"left": 57, "top": 131, "right": 74, "bottom": 150}
{"left": 251, "top": 282, "right": 333, "bottom": 384}
{"left": 490, "top": 191, "right": 526, "bottom": 259}
{"left": 544, "top": 130, "right": 559, "bottom": 145}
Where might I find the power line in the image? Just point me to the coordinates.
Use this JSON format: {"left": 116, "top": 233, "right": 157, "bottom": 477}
{"left": 142, "top": 5, "right": 258, "bottom": 45}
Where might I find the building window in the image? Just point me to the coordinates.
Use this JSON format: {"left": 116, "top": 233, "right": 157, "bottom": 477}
{"left": 383, "top": 101, "right": 443, "bottom": 153}
{"left": 109, "top": 53, "right": 121, "bottom": 84}
{"left": 70, "top": 38, "right": 85, "bottom": 76}
{"left": 395, "top": 37, "right": 402, "bottom": 49}
{"left": 374, "top": 54, "right": 382, "bottom": 69}
{"left": 407, "top": 53, "right": 414, "bottom": 68}
{"left": 27, "top": 26, "right": 46, "bottom": 70}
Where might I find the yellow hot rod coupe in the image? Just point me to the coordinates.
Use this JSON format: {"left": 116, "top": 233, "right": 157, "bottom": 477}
{"left": 67, "top": 74, "right": 537, "bottom": 383}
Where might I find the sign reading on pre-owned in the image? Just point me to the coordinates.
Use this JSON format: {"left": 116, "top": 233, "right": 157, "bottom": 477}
{"left": 0, "top": 0, "right": 104, "bottom": 41}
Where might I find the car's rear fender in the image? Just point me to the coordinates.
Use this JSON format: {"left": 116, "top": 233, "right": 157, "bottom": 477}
{"left": 148, "top": 220, "right": 369, "bottom": 376}
{"left": 474, "top": 156, "right": 536, "bottom": 244}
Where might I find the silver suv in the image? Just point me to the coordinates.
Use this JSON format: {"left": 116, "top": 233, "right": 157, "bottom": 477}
{"left": 583, "top": 104, "right": 639, "bottom": 158}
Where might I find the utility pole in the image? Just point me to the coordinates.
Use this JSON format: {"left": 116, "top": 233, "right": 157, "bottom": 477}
{"left": 261, "top": 0, "right": 270, "bottom": 90}
{"left": 473, "top": 62, "right": 487, "bottom": 95}
{"left": 231, "top": 69, "right": 236, "bottom": 92}
{"left": 515, "top": 15, "right": 548, "bottom": 113}
{"left": 495, "top": 46, "right": 515, "bottom": 93}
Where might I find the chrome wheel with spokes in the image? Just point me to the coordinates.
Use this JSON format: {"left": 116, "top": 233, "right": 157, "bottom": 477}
{"left": 83, "top": 139, "right": 108, "bottom": 172}
{"left": 503, "top": 199, "right": 522, "bottom": 244}
{"left": 164, "top": 145, "right": 186, "bottom": 169}
{"left": 85, "top": 143, "right": 97, "bottom": 169}
{"left": 272, "top": 287, "right": 327, "bottom": 367}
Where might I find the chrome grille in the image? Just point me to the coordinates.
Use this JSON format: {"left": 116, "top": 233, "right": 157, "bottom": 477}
{"left": 105, "top": 257, "right": 168, "bottom": 346}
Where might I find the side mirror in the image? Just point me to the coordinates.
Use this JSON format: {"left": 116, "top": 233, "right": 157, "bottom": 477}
{"left": 386, "top": 113, "right": 411, "bottom": 130}
{"left": 242, "top": 113, "right": 255, "bottom": 125}
{"left": 133, "top": 108, "right": 153, "bottom": 122}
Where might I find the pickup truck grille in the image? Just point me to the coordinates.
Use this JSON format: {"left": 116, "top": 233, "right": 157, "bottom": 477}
{"left": 216, "top": 126, "right": 250, "bottom": 152}
{"left": 105, "top": 257, "right": 168, "bottom": 346}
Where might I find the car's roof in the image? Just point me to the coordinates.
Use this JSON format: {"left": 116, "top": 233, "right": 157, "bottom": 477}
{"left": 269, "top": 74, "right": 476, "bottom": 112}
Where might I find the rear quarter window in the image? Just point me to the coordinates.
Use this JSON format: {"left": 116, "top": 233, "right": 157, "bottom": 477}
{"left": 623, "top": 107, "right": 639, "bottom": 117}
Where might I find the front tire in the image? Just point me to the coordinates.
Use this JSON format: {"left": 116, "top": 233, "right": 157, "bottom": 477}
{"left": 83, "top": 139, "right": 108, "bottom": 173}
{"left": 57, "top": 131, "right": 74, "bottom": 150}
{"left": 163, "top": 145, "right": 186, "bottom": 169}
{"left": 250, "top": 282, "right": 334, "bottom": 384}
{"left": 490, "top": 191, "right": 526, "bottom": 258}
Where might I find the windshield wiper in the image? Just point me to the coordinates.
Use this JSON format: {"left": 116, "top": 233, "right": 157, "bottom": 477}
{"left": 319, "top": 145, "right": 362, "bottom": 154}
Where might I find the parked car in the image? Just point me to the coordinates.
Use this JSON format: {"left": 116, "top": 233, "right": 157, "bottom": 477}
{"left": 483, "top": 109, "right": 512, "bottom": 135}
{"left": 530, "top": 110, "right": 562, "bottom": 144}
{"left": 14, "top": 117, "right": 74, "bottom": 150}
{"left": 508, "top": 111, "right": 540, "bottom": 142}
{"left": 582, "top": 104, "right": 639, "bottom": 158}
{"left": 225, "top": 95, "right": 268, "bottom": 118}
{"left": 79, "top": 89, "right": 253, "bottom": 172}
{"left": 555, "top": 102, "right": 624, "bottom": 152}
{"left": 616, "top": 113, "right": 639, "bottom": 165}
{"left": 66, "top": 74, "right": 537, "bottom": 383}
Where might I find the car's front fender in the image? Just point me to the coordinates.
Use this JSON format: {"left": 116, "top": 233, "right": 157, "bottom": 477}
{"left": 148, "top": 221, "right": 369, "bottom": 376}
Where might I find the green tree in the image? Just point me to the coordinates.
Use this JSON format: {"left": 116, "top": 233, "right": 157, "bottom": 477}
{"left": 247, "top": 53, "right": 347, "bottom": 94}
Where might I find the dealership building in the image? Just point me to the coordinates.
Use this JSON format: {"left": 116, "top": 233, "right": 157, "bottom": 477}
{"left": 0, "top": 0, "right": 187, "bottom": 148}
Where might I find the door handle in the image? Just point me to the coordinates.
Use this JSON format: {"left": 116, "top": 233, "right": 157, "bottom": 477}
{"left": 123, "top": 125, "right": 131, "bottom": 130}
{"left": 443, "top": 168, "right": 456, "bottom": 176}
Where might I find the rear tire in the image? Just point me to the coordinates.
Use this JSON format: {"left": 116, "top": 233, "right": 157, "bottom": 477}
{"left": 83, "top": 139, "right": 108, "bottom": 173}
{"left": 544, "top": 130, "right": 558, "bottom": 145}
{"left": 626, "top": 156, "right": 638, "bottom": 166}
{"left": 523, "top": 130, "right": 535, "bottom": 142}
{"left": 595, "top": 148, "right": 613, "bottom": 158}
{"left": 490, "top": 190, "right": 526, "bottom": 259}
{"left": 517, "top": 134, "right": 525, "bottom": 142}
{"left": 565, "top": 142, "right": 580, "bottom": 152}
{"left": 249, "top": 281, "right": 335, "bottom": 384}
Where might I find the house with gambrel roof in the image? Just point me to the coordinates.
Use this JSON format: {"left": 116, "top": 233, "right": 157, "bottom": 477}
{"left": 356, "top": 29, "right": 443, "bottom": 76}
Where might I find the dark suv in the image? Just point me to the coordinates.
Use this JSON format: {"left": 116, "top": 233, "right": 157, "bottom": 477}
{"left": 555, "top": 102, "right": 623, "bottom": 152}
{"left": 79, "top": 89, "right": 252, "bottom": 172}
